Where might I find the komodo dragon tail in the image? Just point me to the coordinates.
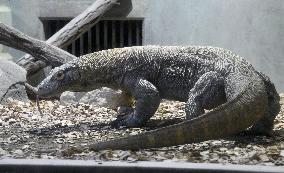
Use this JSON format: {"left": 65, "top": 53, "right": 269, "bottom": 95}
{"left": 89, "top": 74, "right": 272, "bottom": 151}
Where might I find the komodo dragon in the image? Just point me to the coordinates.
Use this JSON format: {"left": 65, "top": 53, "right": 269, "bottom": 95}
{"left": 36, "top": 46, "right": 280, "bottom": 150}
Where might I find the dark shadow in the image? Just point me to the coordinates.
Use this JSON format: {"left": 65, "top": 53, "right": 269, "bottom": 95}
{"left": 27, "top": 118, "right": 184, "bottom": 136}
{"left": 226, "top": 129, "right": 284, "bottom": 146}
{"left": 145, "top": 118, "right": 184, "bottom": 129}
{"left": 28, "top": 117, "right": 284, "bottom": 150}
{"left": 27, "top": 122, "right": 111, "bottom": 136}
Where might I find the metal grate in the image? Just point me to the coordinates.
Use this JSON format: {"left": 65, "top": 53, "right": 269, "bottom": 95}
{"left": 42, "top": 19, "right": 143, "bottom": 57}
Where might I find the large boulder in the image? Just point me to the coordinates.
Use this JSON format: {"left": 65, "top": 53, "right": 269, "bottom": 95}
{"left": 60, "top": 88, "right": 132, "bottom": 110}
{"left": 0, "top": 60, "right": 28, "bottom": 104}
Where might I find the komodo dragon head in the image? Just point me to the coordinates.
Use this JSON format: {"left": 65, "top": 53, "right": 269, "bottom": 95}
{"left": 37, "top": 63, "right": 81, "bottom": 98}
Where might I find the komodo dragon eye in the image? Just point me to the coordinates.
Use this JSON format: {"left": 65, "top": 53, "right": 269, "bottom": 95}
{"left": 55, "top": 71, "right": 65, "bottom": 80}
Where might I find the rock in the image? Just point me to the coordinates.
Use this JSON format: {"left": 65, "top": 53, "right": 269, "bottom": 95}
{"left": 0, "top": 60, "right": 28, "bottom": 104}
{"left": 60, "top": 87, "right": 133, "bottom": 109}
{"left": 0, "top": 148, "right": 9, "bottom": 155}
{"left": 22, "top": 145, "right": 30, "bottom": 150}
{"left": 266, "top": 146, "right": 280, "bottom": 158}
{"left": 13, "top": 149, "right": 24, "bottom": 155}
{"left": 60, "top": 91, "right": 86, "bottom": 105}
{"left": 280, "top": 150, "right": 284, "bottom": 157}
{"left": 8, "top": 118, "right": 16, "bottom": 125}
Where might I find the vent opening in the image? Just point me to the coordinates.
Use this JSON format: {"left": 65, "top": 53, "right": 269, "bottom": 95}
{"left": 42, "top": 19, "right": 143, "bottom": 56}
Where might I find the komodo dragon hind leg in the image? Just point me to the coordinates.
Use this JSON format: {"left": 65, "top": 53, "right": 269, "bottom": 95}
{"left": 185, "top": 71, "right": 226, "bottom": 119}
{"left": 111, "top": 78, "right": 160, "bottom": 128}
{"left": 248, "top": 71, "right": 280, "bottom": 136}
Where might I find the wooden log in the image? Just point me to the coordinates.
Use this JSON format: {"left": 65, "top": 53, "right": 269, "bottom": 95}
{"left": 47, "top": 0, "right": 119, "bottom": 48}
{"left": 0, "top": 22, "right": 75, "bottom": 67}
{"left": 16, "top": 0, "right": 119, "bottom": 75}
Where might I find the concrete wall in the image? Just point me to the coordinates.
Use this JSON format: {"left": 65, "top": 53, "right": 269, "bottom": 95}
{"left": 0, "top": 0, "right": 44, "bottom": 59}
{"left": 0, "top": 0, "right": 283, "bottom": 91}
{"left": 143, "top": 0, "right": 284, "bottom": 92}
{"left": 0, "top": 3, "right": 13, "bottom": 59}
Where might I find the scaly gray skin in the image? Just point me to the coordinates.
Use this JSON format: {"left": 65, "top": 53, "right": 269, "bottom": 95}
{"left": 37, "top": 46, "right": 280, "bottom": 150}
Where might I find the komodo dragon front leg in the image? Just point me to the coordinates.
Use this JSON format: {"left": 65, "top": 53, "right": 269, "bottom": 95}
{"left": 185, "top": 71, "right": 227, "bottom": 119}
{"left": 111, "top": 78, "right": 161, "bottom": 127}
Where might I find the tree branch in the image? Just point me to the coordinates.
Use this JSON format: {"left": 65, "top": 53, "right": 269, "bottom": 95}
{"left": 0, "top": 22, "right": 75, "bottom": 67}
{"left": 16, "top": 0, "right": 119, "bottom": 75}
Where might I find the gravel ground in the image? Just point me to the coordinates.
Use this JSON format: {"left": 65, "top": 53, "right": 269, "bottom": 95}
{"left": 0, "top": 94, "right": 284, "bottom": 166}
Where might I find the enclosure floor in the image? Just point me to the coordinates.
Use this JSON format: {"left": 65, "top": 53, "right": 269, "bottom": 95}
{"left": 0, "top": 94, "right": 283, "bottom": 166}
